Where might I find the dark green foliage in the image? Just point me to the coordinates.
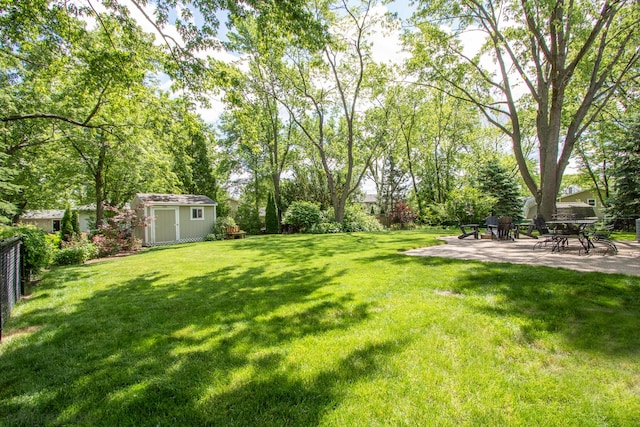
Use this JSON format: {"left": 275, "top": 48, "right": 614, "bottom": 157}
{"left": 477, "top": 160, "right": 523, "bottom": 220}
{"left": 236, "top": 203, "right": 261, "bottom": 235}
{"left": 0, "top": 148, "right": 20, "bottom": 224}
{"left": 54, "top": 240, "right": 97, "bottom": 265}
{"left": 280, "top": 166, "right": 333, "bottom": 212}
{"left": 188, "top": 127, "right": 220, "bottom": 201}
{"left": 3, "top": 225, "right": 50, "bottom": 272}
{"left": 265, "top": 192, "right": 279, "bottom": 234}
{"left": 60, "top": 205, "right": 74, "bottom": 242}
{"left": 71, "top": 210, "right": 80, "bottom": 235}
{"left": 282, "top": 201, "right": 322, "bottom": 233}
{"left": 608, "top": 115, "right": 640, "bottom": 220}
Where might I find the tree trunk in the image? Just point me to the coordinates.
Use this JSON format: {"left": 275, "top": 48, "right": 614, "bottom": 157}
{"left": 404, "top": 137, "right": 422, "bottom": 218}
{"left": 272, "top": 172, "right": 282, "bottom": 231}
{"left": 94, "top": 143, "right": 107, "bottom": 228}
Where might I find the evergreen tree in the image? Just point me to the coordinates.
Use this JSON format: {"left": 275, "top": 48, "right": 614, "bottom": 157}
{"left": 608, "top": 115, "right": 640, "bottom": 220}
{"left": 265, "top": 192, "right": 279, "bottom": 234}
{"left": 71, "top": 210, "right": 81, "bottom": 235}
{"left": 478, "top": 160, "right": 523, "bottom": 220}
{"left": 60, "top": 205, "right": 74, "bottom": 242}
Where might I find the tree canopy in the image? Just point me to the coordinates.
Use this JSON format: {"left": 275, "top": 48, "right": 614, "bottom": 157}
{"left": 2, "top": 0, "right": 638, "bottom": 231}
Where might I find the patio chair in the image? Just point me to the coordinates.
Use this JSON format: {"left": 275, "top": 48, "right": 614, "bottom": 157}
{"left": 484, "top": 216, "right": 499, "bottom": 239}
{"left": 532, "top": 214, "right": 566, "bottom": 251}
{"left": 497, "top": 216, "right": 515, "bottom": 240}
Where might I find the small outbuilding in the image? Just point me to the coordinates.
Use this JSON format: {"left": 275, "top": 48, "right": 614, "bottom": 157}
{"left": 131, "top": 193, "right": 218, "bottom": 246}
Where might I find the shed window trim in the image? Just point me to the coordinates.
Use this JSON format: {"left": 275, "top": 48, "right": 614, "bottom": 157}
{"left": 191, "top": 207, "right": 204, "bottom": 220}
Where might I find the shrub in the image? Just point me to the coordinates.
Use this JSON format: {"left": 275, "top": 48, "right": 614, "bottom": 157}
{"left": 54, "top": 239, "right": 98, "bottom": 265}
{"left": 310, "top": 222, "right": 343, "bottom": 234}
{"left": 92, "top": 205, "right": 148, "bottom": 257}
{"left": 204, "top": 233, "right": 217, "bottom": 241}
{"left": 212, "top": 216, "right": 236, "bottom": 240}
{"left": 389, "top": 201, "right": 418, "bottom": 229}
{"left": 342, "top": 205, "right": 385, "bottom": 232}
{"left": 1, "top": 225, "right": 51, "bottom": 273}
{"left": 45, "top": 233, "right": 61, "bottom": 264}
{"left": 282, "top": 201, "right": 322, "bottom": 233}
{"left": 425, "top": 188, "right": 495, "bottom": 226}
{"left": 236, "top": 203, "right": 261, "bottom": 235}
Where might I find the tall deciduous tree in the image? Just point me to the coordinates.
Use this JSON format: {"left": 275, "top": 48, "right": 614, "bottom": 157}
{"left": 410, "top": 0, "right": 640, "bottom": 220}
{"left": 224, "top": 17, "right": 297, "bottom": 225}
{"left": 272, "top": 0, "right": 389, "bottom": 223}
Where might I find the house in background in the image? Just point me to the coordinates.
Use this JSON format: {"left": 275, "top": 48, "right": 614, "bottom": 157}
{"left": 131, "top": 193, "right": 218, "bottom": 246}
{"left": 19, "top": 206, "right": 95, "bottom": 234}
{"left": 75, "top": 205, "right": 97, "bottom": 232}
{"left": 557, "top": 188, "right": 605, "bottom": 218}
{"left": 361, "top": 194, "right": 379, "bottom": 214}
{"left": 19, "top": 210, "right": 65, "bottom": 233}
{"left": 226, "top": 197, "right": 240, "bottom": 217}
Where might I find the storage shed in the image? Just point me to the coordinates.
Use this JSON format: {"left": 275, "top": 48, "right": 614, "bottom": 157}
{"left": 131, "top": 193, "right": 218, "bottom": 246}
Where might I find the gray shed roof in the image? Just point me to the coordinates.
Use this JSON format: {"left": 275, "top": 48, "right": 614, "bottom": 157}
{"left": 135, "top": 193, "right": 217, "bottom": 206}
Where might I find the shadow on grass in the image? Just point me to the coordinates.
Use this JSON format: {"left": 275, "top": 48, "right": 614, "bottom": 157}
{"left": 439, "top": 259, "right": 640, "bottom": 356}
{"left": 362, "top": 246, "right": 640, "bottom": 357}
{"left": 0, "top": 258, "right": 401, "bottom": 426}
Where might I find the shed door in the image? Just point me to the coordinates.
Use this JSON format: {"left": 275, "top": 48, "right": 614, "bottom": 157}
{"left": 153, "top": 209, "right": 178, "bottom": 243}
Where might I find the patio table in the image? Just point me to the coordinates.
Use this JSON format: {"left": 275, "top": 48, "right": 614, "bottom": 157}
{"left": 545, "top": 219, "right": 597, "bottom": 254}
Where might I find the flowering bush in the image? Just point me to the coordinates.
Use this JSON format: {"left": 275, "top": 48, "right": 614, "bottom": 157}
{"left": 92, "top": 205, "right": 148, "bottom": 257}
{"left": 389, "top": 201, "right": 417, "bottom": 229}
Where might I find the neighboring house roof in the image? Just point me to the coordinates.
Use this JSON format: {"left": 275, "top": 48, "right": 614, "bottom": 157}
{"left": 362, "top": 194, "right": 377, "bottom": 204}
{"left": 75, "top": 204, "right": 96, "bottom": 211}
{"left": 135, "top": 193, "right": 217, "bottom": 206}
{"left": 20, "top": 209, "right": 65, "bottom": 220}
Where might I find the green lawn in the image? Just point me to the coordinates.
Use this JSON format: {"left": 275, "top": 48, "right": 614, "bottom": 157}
{"left": 1, "top": 230, "right": 639, "bottom": 426}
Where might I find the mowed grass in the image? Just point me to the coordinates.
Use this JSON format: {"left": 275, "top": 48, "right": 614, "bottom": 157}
{"left": 1, "top": 230, "right": 639, "bottom": 426}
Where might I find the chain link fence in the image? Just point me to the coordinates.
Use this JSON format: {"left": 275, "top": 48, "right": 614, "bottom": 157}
{"left": 1, "top": 236, "right": 23, "bottom": 341}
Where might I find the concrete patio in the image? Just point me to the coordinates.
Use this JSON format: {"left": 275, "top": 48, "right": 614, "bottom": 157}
{"left": 405, "top": 235, "right": 640, "bottom": 276}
